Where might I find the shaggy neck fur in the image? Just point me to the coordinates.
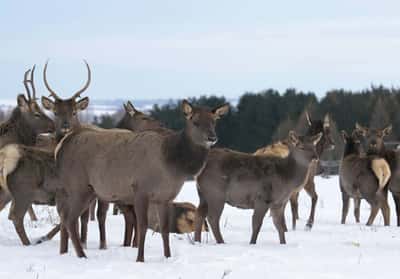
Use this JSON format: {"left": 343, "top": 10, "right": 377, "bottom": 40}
{"left": 0, "top": 108, "right": 37, "bottom": 148}
{"left": 163, "top": 128, "right": 209, "bottom": 179}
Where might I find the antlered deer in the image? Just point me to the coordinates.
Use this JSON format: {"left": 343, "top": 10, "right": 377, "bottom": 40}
{"left": 54, "top": 100, "right": 229, "bottom": 262}
{"left": 339, "top": 130, "right": 391, "bottom": 226}
{"left": 0, "top": 66, "right": 54, "bottom": 221}
{"left": 254, "top": 112, "right": 334, "bottom": 230}
{"left": 0, "top": 61, "right": 92, "bottom": 246}
{"left": 194, "top": 131, "right": 323, "bottom": 245}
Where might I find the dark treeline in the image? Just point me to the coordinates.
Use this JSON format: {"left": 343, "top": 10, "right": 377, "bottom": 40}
{"left": 84, "top": 86, "right": 400, "bottom": 160}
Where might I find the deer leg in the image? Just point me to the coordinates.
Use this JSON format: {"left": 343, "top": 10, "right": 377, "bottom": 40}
{"left": 379, "top": 193, "right": 390, "bottom": 226}
{"left": 66, "top": 218, "right": 87, "bottom": 258}
{"left": 157, "top": 202, "right": 171, "bottom": 258}
{"left": 304, "top": 180, "right": 318, "bottom": 230}
{"left": 119, "top": 204, "right": 134, "bottom": 246}
{"left": 89, "top": 199, "right": 96, "bottom": 221}
{"left": 35, "top": 224, "right": 61, "bottom": 244}
{"left": 130, "top": 207, "right": 138, "bottom": 248}
{"left": 60, "top": 224, "right": 69, "bottom": 254}
{"left": 113, "top": 203, "right": 119, "bottom": 215}
{"left": 341, "top": 191, "right": 350, "bottom": 224}
{"left": 250, "top": 200, "right": 269, "bottom": 244}
{"left": 79, "top": 208, "right": 89, "bottom": 249}
{"left": 9, "top": 198, "right": 32, "bottom": 245}
{"left": 206, "top": 198, "right": 225, "bottom": 244}
{"left": 290, "top": 192, "right": 299, "bottom": 230}
{"left": 271, "top": 206, "right": 286, "bottom": 244}
{"left": 366, "top": 202, "right": 380, "bottom": 226}
{"left": 194, "top": 195, "right": 208, "bottom": 243}
{"left": 97, "top": 200, "right": 109, "bottom": 249}
{"left": 134, "top": 196, "right": 149, "bottom": 262}
{"left": 354, "top": 198, "right": 361, "bottom": 223}
{"left": 27, "top": 206, "right": 38, "bottom": 221}
{"left": 392, "top": 192, "right": 400, "bottom": 226}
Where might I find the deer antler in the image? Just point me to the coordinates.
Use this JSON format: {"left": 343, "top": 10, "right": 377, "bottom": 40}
{"left": 23, "top": 65, "right": 37, "bottom": 101}
{"left": 23, "top": 69, "right": 32, "bottom": 101}
{"left": 71, "top": 60, "right": 91, "bottom": 99}
{"left": 43, "top": 60, "right": 61, "bottom": 100}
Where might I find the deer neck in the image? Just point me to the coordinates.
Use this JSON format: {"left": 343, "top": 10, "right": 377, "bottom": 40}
{"left": 0, "top": 108, "right": 37, "bottom": 148}
{"left": 283, "top": 148, "right": 314, "bottom": 188}
{"left": 163, "top": 128, "right": 209, "bottom": 179}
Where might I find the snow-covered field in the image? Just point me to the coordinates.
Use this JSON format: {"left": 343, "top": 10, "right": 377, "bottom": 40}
{"left": 1, "top": 176, "right": 400, "bottom": 279}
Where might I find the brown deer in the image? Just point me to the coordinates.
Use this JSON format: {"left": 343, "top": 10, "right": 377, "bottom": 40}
{"left": 0, "top": 66, "right": 54, "bottom": 221}
{"left": 89, "top": 101, "right": 208, "bottom": 248}
{"left": 254, "top": 112, "right": 334, "bottom": 230}
{"left": 54, "top": 100, "right": 228, "bottom": 262}
{"left": 339, "top": 130, "right": 391, "bottom": 226}
{"left": 354, "top": 123, "right": 400, "bottom": 225}
{"left": 0, "top": 61, "right": 92, "bottom": 246}
{"left": 194, "top": 131, "right": 323, "bottom": 245}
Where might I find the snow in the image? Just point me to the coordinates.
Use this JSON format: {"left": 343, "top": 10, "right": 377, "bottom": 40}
{"left": 1, "top": 176, "right": 400, "bottom": 279}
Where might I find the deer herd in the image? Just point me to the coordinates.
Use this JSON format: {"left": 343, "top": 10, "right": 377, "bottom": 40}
{"left": 0, "top": 61, "right": 398, "bottom": 262}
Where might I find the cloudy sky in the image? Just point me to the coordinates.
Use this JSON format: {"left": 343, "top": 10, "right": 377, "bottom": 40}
{"left": 1, "top": 0, "right": 400, "bottom": 100}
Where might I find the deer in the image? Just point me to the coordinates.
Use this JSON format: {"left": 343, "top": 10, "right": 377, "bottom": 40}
{"left": 194, "top": 130, "right": 323, "bottom": 245}
{"left": 89, "top": 101, "right": 208, "bottom": 248}
{"left": 339, "top": 130, "right": 391, "bottom": 226}
{"left": 0, "top": 66, "right": 54, "bottom": 222}
{"left": 0, "top": 60, "right": 92, "bottom": 246}
{"left": 253, "top": 112, "right": 334, "bottom": 230}
{"left": 354, "top": 123, "right": 400, "bottom": 225}
{"left": 53, "top": 100, "right": 228, "bottom": 262}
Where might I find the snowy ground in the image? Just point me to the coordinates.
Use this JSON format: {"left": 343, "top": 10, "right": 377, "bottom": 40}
{"left": 1, "top": 176, "right": 400, "bottom": 279}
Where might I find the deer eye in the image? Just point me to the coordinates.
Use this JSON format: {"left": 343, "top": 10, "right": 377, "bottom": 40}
{"left": 72, "top": 111, "right": 77, "bottom": 116}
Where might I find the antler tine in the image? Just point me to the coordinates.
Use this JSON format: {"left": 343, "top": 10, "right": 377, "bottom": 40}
{"left": 72, "top": 59, "right": 91, "bottom": 99}
{"left": 23, "top": 69, "right": 32, "bottom": 101}
{"left": 43, "top": 60, "right": 61, "bottom": 100}
{"left": 29, "top": 64, "right": 37, "bottom": 100}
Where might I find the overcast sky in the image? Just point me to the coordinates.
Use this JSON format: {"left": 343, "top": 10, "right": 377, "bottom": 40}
{"left": 1, "top": 0, "right": 400, "bottom": 100}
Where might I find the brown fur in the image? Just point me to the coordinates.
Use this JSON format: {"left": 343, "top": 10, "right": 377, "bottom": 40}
{"left": 254, "top": 141, "right": 289, "bottom": 158}
{"left": 54, "top": 100, "right": 228, "bottom": 262}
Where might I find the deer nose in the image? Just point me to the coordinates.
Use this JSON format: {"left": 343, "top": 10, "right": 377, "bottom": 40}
{"left": 207, "top": 135, "right": 217, "bottom": 143}
{"left": 63, "top": 122, "right": 69, "bottom": 129}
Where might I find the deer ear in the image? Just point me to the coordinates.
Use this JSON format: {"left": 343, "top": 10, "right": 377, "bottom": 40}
{"left": 355, "top": 123, "right": 367, "bottom": 136}
{"left": 76, "top": 97, "right": 89, "bottom": 111}
{"left": 181, "top": 99, "right": 193, "bottom": 119}
{"left": 125, "top": 101, "right": 137, "bottom": 117}
{"left": 323, "top": 114, "right": 330, "bottom": 129}
{"left": 288, "top": 131, "right": 300, "bottom": 146}
{"left": 341, "top": 130, "right": 348, "bottom": 142}
{"left": 383, "top": 125, "right": 392, "bottom": 137}
{"left": 312, "top": 132, "right": 323, "bottom": 146}
{"left": 305, "top": 111, "right": 312, "bottom": 126}
{"left": 41, "top": 96, "right": 55, "bottom": 111}
{"left": 212, "top": 103, "right": 229, "bottom": 119}
{"left": 17, "top": 94, "right": 30, "bottom": 112}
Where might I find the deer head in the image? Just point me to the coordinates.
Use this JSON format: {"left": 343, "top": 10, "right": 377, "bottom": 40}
{"left": 181, "top": 100, "right": 229, "bottom": 148}
{"left": 118, "top": 101, "right": 162, "bottom": 131}
{"left": 341, "top": 130, "right": 363, "bottom": 157}
{"left": 305, "top": 111, "right": 335, "bottom": 155}
{"left": 354, "top": 123, "right": 392, "bottom": 155}
{"left": 17, "top": 65, "right": 54, "bottom": 135}
{"left": 41, "top": 60, "right": 90, "bottom": 140}
{"left": 287, "top": 130, "right": 323, "bottom": 167}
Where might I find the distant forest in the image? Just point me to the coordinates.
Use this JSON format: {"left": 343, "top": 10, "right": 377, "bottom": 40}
{"left": 91, "top": 86, "right": 399, "bottom": 160}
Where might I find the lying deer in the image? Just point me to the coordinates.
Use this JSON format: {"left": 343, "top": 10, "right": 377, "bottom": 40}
{"left": 254, "top": 112, "right": 334, "bottom": 230}
{"left": 339, "top": 130, "right": 391, "bottom": 226}
{"left": 194, "top": 131, "right": 322, "bottom": 245}
{"left": 0, "top": 66, "right": 54, "bottom": 222}
{"left": 0, "top": 61, "right": 92, "bottom": 246}
{"left": 54, "top": 100, "right": 228, "bottom": 262}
